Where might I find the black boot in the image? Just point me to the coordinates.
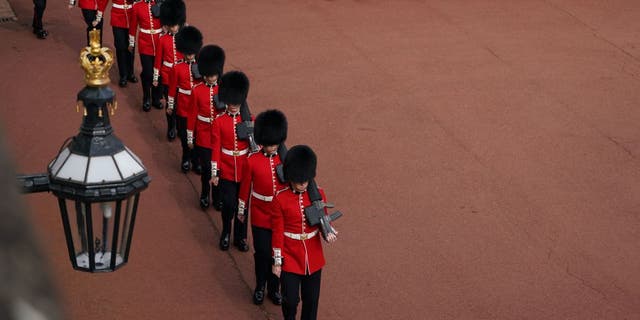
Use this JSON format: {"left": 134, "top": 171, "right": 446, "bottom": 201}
{"left": 253, "top": 288, "right": 265, "bottom": 305}
{"left": 199, "top": 197, "right": 209, "bottom": 209}
{"left": 219, "top": 234, "right": 230, "bottom": 251}
{"left": 268, "top": 291, "right": 282, "bottom": 305}
{"left": 234, "top": 239, "right": 249, "bottom": 252}
{"left": 142, "top": 98, "right": 151, "bottom": 112}
{"left": 181, "top": 160, "right": 190, "bottom": 173}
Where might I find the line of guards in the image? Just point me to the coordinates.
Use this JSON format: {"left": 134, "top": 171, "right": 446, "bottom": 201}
{"left": 67, "top": 0, "right": 343, "bottom": 318}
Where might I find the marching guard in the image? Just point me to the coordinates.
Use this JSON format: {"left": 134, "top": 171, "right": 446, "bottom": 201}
{"left": 238, "top": 109, "right": 287, "bottom": 305}
{"left": 186, "top": 45, "right": 225, "bottom": 209}
{"left": 109, "top": 0, "right": 137, "bottom": 87}
{"left": 68, "top": 0, "right": 107, "bottom": 46}
{"left": 271, "top": 145, "right": 339, "bottom": 320}
{"left": 128, "top": 0, "right": 162, "bottom": 111}
{"left": 153, "top": 0, "right": 186, "bottom": 140}
{"left": 210, "top": 71, "right": 252, "bottom": 252}
{"left": 168, "top": 26, "right": 203, "bottom": 173}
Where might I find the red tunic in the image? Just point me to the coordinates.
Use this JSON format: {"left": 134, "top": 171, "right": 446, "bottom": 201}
{"left": 186, "top": 83, "right": 219, "bottom": 148}
{"left": 78, "top": 0, "right": 107, "bottom": 10}
{"left": 271, "top": 188, "right": 328, "bottom": 275}
{"left": 168, "top": 60, "right": 201, "bottom": 118}
{"left": 153, "top": 33, "right": 183, "bottom": 84}
{"left": 128, "top": 0, "right": 161, "bottom": 56}
{"left": 239, "top": 151, "right": 286, "bottom": 229}
{"left": 109, "top": 0, "right": 133, "bottom": 28}
{"left": 211, "top": 112, "right": 252, "bottom": 182}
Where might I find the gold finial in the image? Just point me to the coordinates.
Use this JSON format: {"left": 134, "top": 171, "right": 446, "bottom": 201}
{"left": 80, "top": 29, "right": 113, "bottom": 87}
{"left": 109, "top": 101, "right": 117, "bottom": 115}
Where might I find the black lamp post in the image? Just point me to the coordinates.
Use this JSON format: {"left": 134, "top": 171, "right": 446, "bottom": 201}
{"left": 17, "top": 29, "right": 150, "bottom": 272}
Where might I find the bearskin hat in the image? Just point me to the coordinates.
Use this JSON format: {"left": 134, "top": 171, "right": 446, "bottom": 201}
{"left": 218, "top": 71, "right": 249, "bottom": 105}
{"left": 175, "top": 26, "right": 202, "bottom": 55}
{"left": 159, "top": 0, "right": 186, "bottom": 26}
{"left": 197, "top": 45, "right": 225, "bottom": 77}
{"left": 254, "top": 109, "right": 288, "bottom": 146}
{"left": 284, "top": 145, "right": 317, "bottom": 183}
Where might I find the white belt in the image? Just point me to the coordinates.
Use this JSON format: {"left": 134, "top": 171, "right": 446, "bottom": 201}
{"left": 162, "top": 61, "right": 173, "bottom": 68}
{"left": 112, "top": 3, "right": 131, "bottom": 9}
{"left": 284, "top": 230, "right": 318, "bottom": 241}
{"left": 252, "top": 191, "right": 273, "bottom": 202}
{"left": 178, "top": 88, "right": 191, "bottom": 95}
{"left": 197, "top": 114, "right": 211, "bottom": 123}
{"left": 222, "top": 148, "right": 249, "bottom": 156}
{"left": 140, "top": 28, "right": 162, "bottom": 34}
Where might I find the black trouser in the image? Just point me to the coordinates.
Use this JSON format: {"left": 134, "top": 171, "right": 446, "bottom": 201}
{"left": 112, "top": 26, "right": 134, "bottom": 80}
{"left": 252, "top": 226, "right": 279, "bottom": 293}
{"left": 196, "top": 146, "right": 212, "bottom": 198}
{"left": 196, "top": 145, "right": 220, "bottom": 204}
{"left": 219, "top": 179, "right": 247, "bottom": 243}
{"left": 139, "top": 54, "right": 161, "bottom": 104}
{"left": 160, "top": 83, "right": 175, "bottom": 132}
{"left": 281, "top": 269, "right": 322, "bottom": 320}
{"left": 81, "top": 9, "right": 103, "bottom": 46}
{"left": 32, "top": 0, "right": 46, "bottom": 31}
{"left": 176, "top": 116, "right": 196, "bottom": 164}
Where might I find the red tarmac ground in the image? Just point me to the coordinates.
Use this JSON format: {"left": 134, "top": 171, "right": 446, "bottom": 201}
{"left": 2, "top": 0, "right": 640, "bottom": 319}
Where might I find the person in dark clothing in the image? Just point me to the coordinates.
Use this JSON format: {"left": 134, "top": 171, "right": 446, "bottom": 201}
{"left": 32, "top": 0, "right": 48, "bottom": 39}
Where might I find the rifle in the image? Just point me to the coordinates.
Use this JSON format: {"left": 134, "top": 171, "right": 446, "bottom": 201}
{"left": 277, "top": 144, "right": 342, "bottom": 240}
{"left": 190, "top": 63, "right": 202, "bottom": 80}
{"left": 235, "top": 101, "right": 259, "bottom": 152}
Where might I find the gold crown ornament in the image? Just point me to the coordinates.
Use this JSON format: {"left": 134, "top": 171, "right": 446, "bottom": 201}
{"left": 80, "top": 29, "right": 113, "bottom": 86}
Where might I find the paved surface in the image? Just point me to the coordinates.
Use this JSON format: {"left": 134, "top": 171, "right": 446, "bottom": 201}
{"left": 2, "top": 1, "right": 640, "bottom": 319}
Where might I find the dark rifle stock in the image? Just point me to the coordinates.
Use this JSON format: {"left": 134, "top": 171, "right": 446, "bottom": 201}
{"left": 236, "top": 101, "right": 259, "bottom": 152}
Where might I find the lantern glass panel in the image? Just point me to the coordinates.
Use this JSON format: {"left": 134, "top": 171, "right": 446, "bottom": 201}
{"left": 49, "top": 147, "right": 70, "bottom": 176}
{"left": 86, "top": 156, "right": 121, "bottom": 183}
{"left": 56, "top": 154, "right": 87, "bottom": 182}
{"left": 113, "top": 149, "right": 145, "bottom": 178}
{"left": 64, "top": 197, "right": 137, "bottom": 271}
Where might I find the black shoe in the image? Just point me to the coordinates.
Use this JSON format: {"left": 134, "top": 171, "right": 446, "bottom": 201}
{"left": 152, "top": 101, "right": 163, "bottom": 109}
{"left": 181, "top": 160, "right": 190, "bottom": 173}
{"left": 213, "top": 201, "right": 222, "bottom": 212}
{"left": 253, "top": 288, "right": 265, "bottom": 305}
{"left": 219, "top": 234, "right": 230, "bottom": 251}
{"left": 199, "top": 197, "right": 209, "bottom": 209}
{"left": 193, "top": 164, "right": 202, "bottom": 175}
{"left": 127, "top": 75, "right": 138, "bottom": 83}
{"left": 118, "top": 78, "right": 127, "bottom": 87}
{"left": 268, "top": 291, "right": 282, "bottom": 305}
{"left": 167, "top": 128, "right": 177, "bottom": 141}
{"left": 234, "top": 239, "right": 249, "bottom": 252}
{"left": 142, "top": 100, "right": 151, "bottom": 112}
{"left": 35, "top": 29, "right": 47, "bottom": 39}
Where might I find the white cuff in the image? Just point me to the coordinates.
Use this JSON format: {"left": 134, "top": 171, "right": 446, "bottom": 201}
{"left": 128, "top": 35, "right": 135, "bottom": 47}
{"left": 153, "top": 68, "right": 159, "bottom": 82}
{"left": 167, "top": 96, "right": 175, "bottom": 110}
{"left": 273, "top": 248, "right": 282, "bottom": 266}
{"left": 186, "top": 130, "right": 193, "bottom": 144}
{"left": 95, "top": 11, "right": 103, "bottom": 22}
{"left": 211, "top": 161, "right": 217, "bottom": 177}
{"left": 238, "top": 199, "right": 246, "bottom": 213}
